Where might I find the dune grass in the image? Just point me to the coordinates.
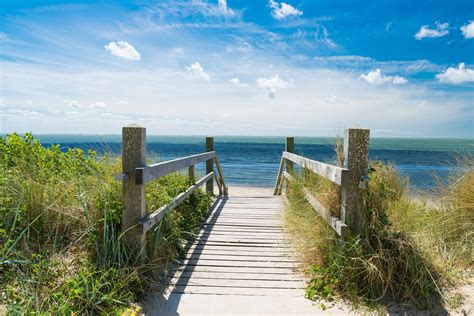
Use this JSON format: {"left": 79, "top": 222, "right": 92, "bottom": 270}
{"left": 284, "top": 152, "right": 473, "bottom": 311}
{"left": 0, "top": 133, "right": 211, "bottom": 314}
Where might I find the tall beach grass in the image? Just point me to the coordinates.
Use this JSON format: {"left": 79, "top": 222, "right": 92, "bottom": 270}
{"left": 0, "top": 133, "right": 211, "bottom": 314}
{"left": 284, "top": 148, "right": 473, "bottom": 311}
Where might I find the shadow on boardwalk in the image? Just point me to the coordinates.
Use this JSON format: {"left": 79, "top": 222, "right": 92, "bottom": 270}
{"left": 144, "top": 187, "right": 348, "bottom": 315}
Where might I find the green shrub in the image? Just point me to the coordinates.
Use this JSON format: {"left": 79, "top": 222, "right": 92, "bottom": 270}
{"left": 0, "top": 133, "right": 211, "bottom": 313}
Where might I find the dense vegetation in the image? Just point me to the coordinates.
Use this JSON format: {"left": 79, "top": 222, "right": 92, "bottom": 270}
{"left": 285, "top": 151, "right": 473, "bottom": 312}
{"left": 0, "top": 133, "right": 211, "bottom": 314}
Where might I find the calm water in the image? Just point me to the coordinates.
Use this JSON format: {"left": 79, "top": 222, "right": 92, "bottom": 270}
{"left": 25, "top": 135, "right": 474, "bottom": 190}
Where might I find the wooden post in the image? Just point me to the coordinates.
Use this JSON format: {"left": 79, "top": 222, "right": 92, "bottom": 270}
{"left": 285, "top": 137, "right": 294, "bottom": 175}
{"left": 188, "top": 165, "right": 195, "bottom": 183}
{"left": 206, "top": 137, "right": 214, "bottom": 195}
{"left": 122, "top": 124, "right": 146, "bottom": 255}
{"left": 340, "top": 127, "right": 370, "bottom": 235}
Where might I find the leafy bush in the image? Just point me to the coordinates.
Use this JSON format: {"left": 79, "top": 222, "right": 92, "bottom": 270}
{"left": 0, "top": 133, "right": 211, "bottom": 314}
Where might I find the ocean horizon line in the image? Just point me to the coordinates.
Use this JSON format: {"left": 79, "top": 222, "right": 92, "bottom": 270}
{"left": 1, "top": 132, "right": 473, "bottom": 141}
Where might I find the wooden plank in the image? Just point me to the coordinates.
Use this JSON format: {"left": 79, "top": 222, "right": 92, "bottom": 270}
{"left": 185, "top": 245, "right": 292, "bottom": 254}
{"left": 303, "top": 188, "right": 347, "bottom": 237}
{"left": 185, "top": 242, "right": 291, "bottom": 250}
{"left": 282, "top": 151, "right": 348, "bottom": 185}
{"left": 207, "top": 221, "right": 282, "bottom": 226}
{"left": 200, "top": 223, "right": 283, "bottom": 229}
{"left": 197, "top": 230, "right": 285, "bottom": 236}
{"left": 171, "top": 278, "right": 306, "bottom": 289}
{"left": 179, "top": 258, "right": 297, "bottom": 268}
{"left": 190, "top": 238, "right": 285, "bottom": 245}
{"left": 196, "top": 234, "right": 286, "bottom": 241}
{"left": 172, "top": 271, "right": 303, "bottom": 281}
{"left": 180, "top": 254, "right": 296, "bottom": 262}
{"left": 190, "top": 236, "right": 286, "bottom": 243}
{"left": 171, "top": 285, "right": 303, "bottom": 296}
{"left": 135, "top": 151, "right": 216, "bottom": 185}
{"left": 181, "top": 250, "right": 293, "bottom": 258}
{"left": 175, "top": 265, "right": 301, "bottom": 274}
{"left": 140, "top": 172, "right": 214, "bottom": 233}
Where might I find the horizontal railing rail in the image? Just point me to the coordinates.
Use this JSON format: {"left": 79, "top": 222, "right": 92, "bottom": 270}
{"left": 121, "top": 125, "right": 227, "bottom": 258}
{"left": 140, "top": 172, "right": 215, "bottom": 233}
{"left": 282, "top": 152, "right": 349, "bottom": 185}
{"left": 135, "top": 151, "right": 216, "bottom": 185}
{"left": 274, "top": 127, "right": 370, "bottom": 237}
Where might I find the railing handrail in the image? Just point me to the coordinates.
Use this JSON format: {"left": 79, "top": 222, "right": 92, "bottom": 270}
{"left": 135, "top": 151, "right": 216, "bottom": 185}
{"left": 140, "top": 171, "right": 216, "bottom": 233}
{"left": 282, "top": 151, "right": 349, "bottom": 185}
{"left": 274, "top": 128, "right": 370, "bottom": 237}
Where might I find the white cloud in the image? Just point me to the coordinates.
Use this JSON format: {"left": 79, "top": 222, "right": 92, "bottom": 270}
{"left": 229, "top": 77, "right": 248, "bottom": 87}
{"left": 461, "top": 21, "right": 474, "bottom": 39}
{"left": 151, "top": 0, "right": 238, "bottom": 19}
{"left": 291, "top": 54, "right": 310, "bottom": 62}
{"left": 256, "top": 74, "right": 292, "bottom": 98}
{"left": 392, "top": 76, "right": 408, "bottom": 84}
{"left": 436, "top": 63, "right": 474, "bottom": 84}
{"left": 90, "top": 102, "right": 106, "bottom": 109}
{"left": 185, "top": 62, "right": 210, "bottom": 80}
{"left": 268, "top": 0, "right": 303, "bottom": 20}
{"left": 315, "top": 55, "right": 374, "bottom": 62}
{"left": 68, "top": 100, "right": 80, "bottom": 108}
{"left": 360, "top": 69, "right": 408, "bottom": 85}
{"left": 415, "top": 22, "right": 449, "bottom": 40}
{"left": 226, "top": 42, "right": 252, "bottom": 53}
{"left": 104, "top": 41, "right": 141, "bottom": 61}
{"left": 217, "top": 0, "right": 235, "bottom": 16}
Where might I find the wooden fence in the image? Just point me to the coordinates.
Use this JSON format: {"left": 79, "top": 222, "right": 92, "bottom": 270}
{"left": 119, "top": 124, "right": 227, "bottom": 255}
{"left": 274, "top": 127, "right": 370, "bottom": 236}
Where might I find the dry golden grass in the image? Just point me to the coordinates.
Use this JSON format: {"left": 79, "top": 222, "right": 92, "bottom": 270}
{"left": 284, "top": 158, "right": 473, "bottom": 311}
{"left": 284, "top": 179, "right": 335, "bottom": 267}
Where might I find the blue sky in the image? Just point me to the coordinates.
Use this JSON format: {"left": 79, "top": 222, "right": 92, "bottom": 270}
{"left": 0, "top": 0, "right": 473, "bottom": 137}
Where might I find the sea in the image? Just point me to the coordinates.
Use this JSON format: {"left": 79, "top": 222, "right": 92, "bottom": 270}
{"left": 22, "top": 135, "right": 474, "bottom": 191}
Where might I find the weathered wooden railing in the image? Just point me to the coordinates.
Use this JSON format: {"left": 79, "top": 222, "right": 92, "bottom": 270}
{"left": 274, "top": 127, "right": 370, "bottom": 237}
{"left": 120, "top": 124, "right": 228, "bottom": 255}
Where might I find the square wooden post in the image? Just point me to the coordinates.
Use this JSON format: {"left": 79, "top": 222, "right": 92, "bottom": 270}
{"left": 285, "top": 137, "right": 294, "bottom": 175}
{"left": 122, "top": 125, "right": 146, "bottom": 255}
{"left": 206, "top": 137, "right": 214, "bottom": 195}
{"left": 340, "top": 127, "right": 370, "bottom": 235}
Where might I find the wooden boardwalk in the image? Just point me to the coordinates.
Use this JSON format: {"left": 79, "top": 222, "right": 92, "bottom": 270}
{"left": 119, "top": 126, "right": 368, "bottom": 314}
{"left": 147, "top": 188, "right": 335, "bottom": 315}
